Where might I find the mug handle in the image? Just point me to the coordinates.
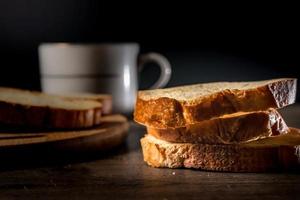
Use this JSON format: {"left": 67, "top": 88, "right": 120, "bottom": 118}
{"left": 138, "top": 52, "right": 172, "bottom": 89}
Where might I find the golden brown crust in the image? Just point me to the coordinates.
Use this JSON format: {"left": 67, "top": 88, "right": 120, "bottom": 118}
{"left": 141, "top": 135, "right": 299, "bottom": 172}
{"left": 134, "top": 79, "right": 297, "bottom": 129}
{"left": 0, "top": 87, "right": 105, "bottom": 129}
{"left": 135, "top": 97, "right": 186, "bottom": 128}
{"left": 0, "top": 101, "right": 102, "bottom": 129}
{"left": 147, "top": 109, "right": 289, "bottom": 144}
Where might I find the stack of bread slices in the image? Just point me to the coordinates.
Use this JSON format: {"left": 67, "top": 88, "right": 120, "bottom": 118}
{"left": 0, "top": 87, "right": 113, "bottom": 128}
{"left": 134, "top": 78, "right": 300, "bottom": 172}
{"left": 0, "top": 87, "right": 128, "bottom": 151}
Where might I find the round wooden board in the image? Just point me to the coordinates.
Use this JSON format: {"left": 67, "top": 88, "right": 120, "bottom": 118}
{"left": 0, "top": 115, "right": 129, "bottom": 152}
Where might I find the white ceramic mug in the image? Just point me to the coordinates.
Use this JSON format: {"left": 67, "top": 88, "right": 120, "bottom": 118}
{"left": 38, "top": 43, "right": 172, "bottom": 114}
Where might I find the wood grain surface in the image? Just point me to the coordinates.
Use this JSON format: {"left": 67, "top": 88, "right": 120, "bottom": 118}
{"left": 0, "top": 105, "right": 300, "bottom": 199}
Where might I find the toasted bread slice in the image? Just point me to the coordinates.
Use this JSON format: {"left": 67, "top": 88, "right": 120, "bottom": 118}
{"left": 57, "top": 93, "right": 112, "bottom": 115}
{"left": 141, "top": 134, "right": 300, "bottom": 172}
{"left": 135, "top": 78, "right": 297, "bottom": 128}
{"left": 243, "top": 127, "right": 300, "bottom": 147}
{"left": 0, "top": 87, "right": 102, "bottom": 129}
{"left": 0, "top": 87, "right": 113, "bottom": 115}
{"left": 147, "top": 108, "right": 289, "bottom": 144}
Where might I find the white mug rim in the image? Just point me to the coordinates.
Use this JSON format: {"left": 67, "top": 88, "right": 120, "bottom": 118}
{"left": 39, "top": 42, "right": 139, "bottom": 49}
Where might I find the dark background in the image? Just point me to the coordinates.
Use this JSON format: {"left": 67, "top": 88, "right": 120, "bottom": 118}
{"left": 0, "top": 1, "right": 299, "bottom": 100}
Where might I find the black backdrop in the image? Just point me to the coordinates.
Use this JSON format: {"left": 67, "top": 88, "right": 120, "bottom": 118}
{"left": 0, "top": 1, "right": 299, "bottom": 100}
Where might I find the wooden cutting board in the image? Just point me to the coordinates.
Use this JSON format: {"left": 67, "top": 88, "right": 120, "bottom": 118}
{"left": 0, "top": 115, "right": 129, "bottom": 152}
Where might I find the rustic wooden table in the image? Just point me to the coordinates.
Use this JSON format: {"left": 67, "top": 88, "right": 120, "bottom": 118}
{"left": 0, "top": 105, "right": 300, "bottom": 200}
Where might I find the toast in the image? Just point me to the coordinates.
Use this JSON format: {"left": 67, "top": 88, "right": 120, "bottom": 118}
{"left": 57, "top": 93, "right": 112, "bottom": 115}
{"left": 147, "top": 108, "right": 289, "bottom": 144}
{"left": 141, "top": 134, "right": 300, "bottom": 172}
{"left": 243, "top": 127, "right": 300, "bottom": 147}
{"left": 0, "top": 87, "right": 103, "bottom": 129}
{"left": 135, "top": 78, "right": 297, "bottom": 128}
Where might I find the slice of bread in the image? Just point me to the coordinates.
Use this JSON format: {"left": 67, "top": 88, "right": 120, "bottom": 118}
{"left": 244, "top": 127, "right": 300, "bottom": 147}
{"left": 141, "top": 134, "right": 300, "bottom": 172}
{"left": 0, "top": 87, "right": 103, "bottom": 129}
{"left": 147, "top": 108, "right": 289, "bottom": 144}
{"left": 57, "top": 93, "right": 112, "bottom": 115}
{"left": 0, "top": 87, "right": 113, "bottom": 115}
{"left": 135, "top": 78, "right": 297, "bottom": 128}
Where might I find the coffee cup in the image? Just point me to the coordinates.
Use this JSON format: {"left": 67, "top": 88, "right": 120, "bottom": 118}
{"left": 38, "top": 43, "right": 171, "bottom": 114}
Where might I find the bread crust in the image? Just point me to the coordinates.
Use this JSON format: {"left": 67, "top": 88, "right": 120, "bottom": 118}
{"left": 134, "top": 79, "right": 297, "bottom": 128}
{"left": 0, "top": 87, "right": 107, "bottom": 128}
{"left": 141, "top": 135, "right": 299, "bottom": 172}
{"left": 0, "top": 101, "right": 102, "bottom": 129}
{"left": 147, "top": 109, "right": 289, "bottom": 144}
